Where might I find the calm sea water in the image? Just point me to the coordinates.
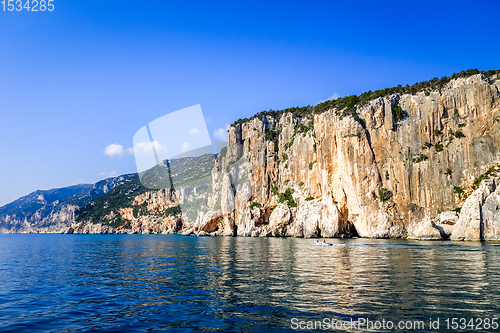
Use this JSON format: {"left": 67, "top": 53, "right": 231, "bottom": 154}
{"left": 0, "top": 235, "right": 499, "bottom": 332}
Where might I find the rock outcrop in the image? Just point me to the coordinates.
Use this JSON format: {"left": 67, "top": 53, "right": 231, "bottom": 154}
{"left": 0, "top": 175, "right": 130, "bottom": 233}
{"left": 451, "top": 172, "right": 500, "bottom": 240}
{"left": 192, "top": 73, "right": 500, "bottom": 240}
{"left": 17, "top": 72, "right": 500, "bottom": 241}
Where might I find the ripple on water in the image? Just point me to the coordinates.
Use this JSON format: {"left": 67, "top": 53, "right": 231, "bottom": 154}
{"left": 0, "top": 234, "right": 499, "bottom": 332}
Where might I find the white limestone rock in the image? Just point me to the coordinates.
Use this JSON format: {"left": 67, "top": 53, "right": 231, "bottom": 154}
{"left": 451, "top": 190, "right": 484, "bottom": 240}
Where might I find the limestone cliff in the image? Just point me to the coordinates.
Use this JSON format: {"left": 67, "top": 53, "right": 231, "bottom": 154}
{"left": 70, "top": 71, "right": 500, "bottom": 240}
{"left": 174, "top": 73, "right": 496, "bottom": 240}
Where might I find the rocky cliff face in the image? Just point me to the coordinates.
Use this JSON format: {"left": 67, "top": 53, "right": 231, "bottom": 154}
{"left": 0, "top": 176, "right": 130, "bottom": 233}
{"left": 186, "top": 73, "right": 500, "bottom": 240}
{"left": 69, "top": 72, "right": 500, "bottom": 240}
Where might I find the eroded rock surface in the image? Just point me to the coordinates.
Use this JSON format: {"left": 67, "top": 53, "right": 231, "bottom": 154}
{"left": 57, "top": 73, "right": 500, "bottom": 240}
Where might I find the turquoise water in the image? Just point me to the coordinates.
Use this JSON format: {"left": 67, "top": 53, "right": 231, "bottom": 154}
{"left": 0, "top": 234, "right": 499, "bottom": 332}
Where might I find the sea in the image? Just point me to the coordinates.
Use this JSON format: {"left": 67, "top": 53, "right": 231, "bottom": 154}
{"left": 0, "top": 234, "right": 499, "bottom": 332}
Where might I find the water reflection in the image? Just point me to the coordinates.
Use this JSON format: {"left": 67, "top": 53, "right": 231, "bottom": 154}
{"left": 0, "top": 235, "right": 499, "bottom": 332}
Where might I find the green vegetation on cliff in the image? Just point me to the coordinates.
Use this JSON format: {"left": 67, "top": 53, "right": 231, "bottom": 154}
{"left": 75, "top": 174, "right": 147, "bottom": 227}
{"left": 412, "top": 154, "right": 428, "bottom": 163}
{"left": 75, "top": 154, "right": 216, "bottom": 227}
{"left": 271, "top": 186, "right": 297, "bottom": 207}
{"left": 392, "top": 101, "right": 405, "bottom": 123}
{"left": 249, "top": 202, "right": 262, "bottom": 210}
{"left": 472, "top": 164, "right": 499, "bottom": 190}
{"left": 161, "top": 205, "right": 181, "bottom": 217}
{"left": 232, "top": 106, "right": 313, "bottom": 128}
{"left": 378, "top": 188, "right": 392, "bottom": 202}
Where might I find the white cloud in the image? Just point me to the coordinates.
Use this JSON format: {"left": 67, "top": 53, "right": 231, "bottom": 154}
{"left": 181, "top": 142, "right": 191, "bottom": 152}
{"left": 132, "top": 141, "right": 167, "bottom": 157}
{"left": 189, "top": 128, "right": 200, "bottom": 134}
{"left": 99, "top": 171, "right": 117, "bottom": 178}
{"left": 104, "top": 144, "right": 128, "bottom": 158}
{"left": 132, "top": 142, "right": 149, "bottom": 155}
{"left": 105, "top": 141, "right": 167, "bottom": 158}
{"left": 213, "top": 124, "right": 230, "bottom": 141}
{"left": 319, "top": 92, "right": 340, "bottom": 104}
{"left": 150, "top": 141, "right": 167, "bottom": 153}
{"left": 328, "top": 92, "right": 340, "bottom": 100}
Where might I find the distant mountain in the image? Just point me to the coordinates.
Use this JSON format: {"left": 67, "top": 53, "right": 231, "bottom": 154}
{"left": 0, "top": 151, "right": 217, "bottom": 233}
{"left": 0, "top": 175, "right": 132, "bottom": 233}
{"left": 0, "top": 184, "right": 91, "bottom": 222}
{"left": 63, "top": 175, "right": 132, "bottom": 208}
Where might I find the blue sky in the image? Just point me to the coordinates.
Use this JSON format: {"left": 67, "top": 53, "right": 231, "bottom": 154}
{"left": 0, "top": 0, "right": 498, "bottom": 206}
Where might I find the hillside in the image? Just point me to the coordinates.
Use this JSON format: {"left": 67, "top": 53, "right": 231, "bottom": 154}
{"left": 72, "top": 153, "right": 217, "bottom": 233}
{"left": 0, "top": 175, "right": 130, "bottom": 233}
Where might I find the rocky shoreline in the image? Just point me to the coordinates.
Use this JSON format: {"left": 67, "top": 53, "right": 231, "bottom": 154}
{"left": 61, "top": 169, "right": 500, "bottom": 242}
{"left": 8, "top": 171, "right": 500, "bottom": 242}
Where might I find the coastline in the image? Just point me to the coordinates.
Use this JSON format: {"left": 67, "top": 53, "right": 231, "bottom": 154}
{"left": 2, "top": 225, "right": 497, "bottom": 242}
{"left": 3, "top": 73, "right": 500, "bottom": 242}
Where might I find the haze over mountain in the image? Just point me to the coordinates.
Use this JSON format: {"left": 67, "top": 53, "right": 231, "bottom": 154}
{"left": 0, "top": 175, "right": 130, "bottom": 233}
